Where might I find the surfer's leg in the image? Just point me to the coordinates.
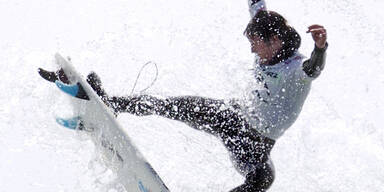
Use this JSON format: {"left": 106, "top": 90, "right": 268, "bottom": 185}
{"left": 105, "top": 95, "right": 233, "bottom": 134}
{"left": 105, "top": 94, "right": 276, "bottom": 192}
{"left": 85, "top": 72, "right": 231, "bottom": 134}
{"left": 229, "top": 162, "right": 274, "bottom": 192}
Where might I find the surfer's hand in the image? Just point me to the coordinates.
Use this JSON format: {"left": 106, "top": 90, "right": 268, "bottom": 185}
{"left": 307, "top": 24, "right": 327, "bottom": 49}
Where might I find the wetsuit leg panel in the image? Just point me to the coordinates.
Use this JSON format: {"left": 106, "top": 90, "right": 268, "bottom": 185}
{"left": 230, "top": 163, "right": 274, "bottom": 192}
{"left": 106, "top": 95, "right": 227, "bottom": 134}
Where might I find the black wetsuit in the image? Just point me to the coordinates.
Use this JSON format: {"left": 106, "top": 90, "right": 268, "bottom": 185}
{"left": 85, "top": 42, "right": 326, "bottom": 192}
{"left": 103, "top": 94, "right": 276, "bottom": 191}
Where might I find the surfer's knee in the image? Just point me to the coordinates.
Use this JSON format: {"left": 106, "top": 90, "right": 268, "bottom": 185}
{"left": 246, "top": 162, "right": 275, "bottom": 191}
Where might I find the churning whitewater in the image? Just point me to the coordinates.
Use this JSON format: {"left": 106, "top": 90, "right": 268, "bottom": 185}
{"left": 0, "top": 0, "right": 383, "bottom": 191}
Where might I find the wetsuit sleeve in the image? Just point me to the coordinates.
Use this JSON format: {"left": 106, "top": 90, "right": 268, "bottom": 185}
{"left": 248, "top": 0, "right": 266, "bottom": 18}
{"left": 302, "top": 43, "right": 328, "bottom": 78}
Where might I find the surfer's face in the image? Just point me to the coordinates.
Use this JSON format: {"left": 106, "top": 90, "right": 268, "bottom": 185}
{"left": 247, "top": 34, "right": 282, "bottom": 65}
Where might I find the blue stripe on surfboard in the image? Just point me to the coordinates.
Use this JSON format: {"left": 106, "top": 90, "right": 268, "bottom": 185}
{"left": 138, "top": 181, "right": 149, "bottom": 192}
{"left": 56, "top": 116, "right": 81, "bottom": 130}
{"left": 55, "top": 80, "right": 79, "bottom": 97}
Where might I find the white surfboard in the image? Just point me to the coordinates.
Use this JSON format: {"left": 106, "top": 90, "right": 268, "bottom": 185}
{"left": 55, "top": 53, "right": 169, "bottom": 192}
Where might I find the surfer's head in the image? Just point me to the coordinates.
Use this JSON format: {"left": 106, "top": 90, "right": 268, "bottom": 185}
{"left": 244, "top": 10, "right": 301, "bottom": 65}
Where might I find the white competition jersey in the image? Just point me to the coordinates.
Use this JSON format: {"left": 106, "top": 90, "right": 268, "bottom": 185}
{"left": 241, "top": 0, "right": 314, "bottom": 140}
{"left": 242, "top": 53, "right": 314, "bottom": 140}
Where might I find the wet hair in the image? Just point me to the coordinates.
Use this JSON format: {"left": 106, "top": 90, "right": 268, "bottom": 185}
{"left": 244, "top": 10, "right": 301, "bottom": 65}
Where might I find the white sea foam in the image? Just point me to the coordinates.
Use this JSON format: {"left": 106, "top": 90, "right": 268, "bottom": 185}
{"left": 0, "top": 0, "right": 383, "bottom": 191}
